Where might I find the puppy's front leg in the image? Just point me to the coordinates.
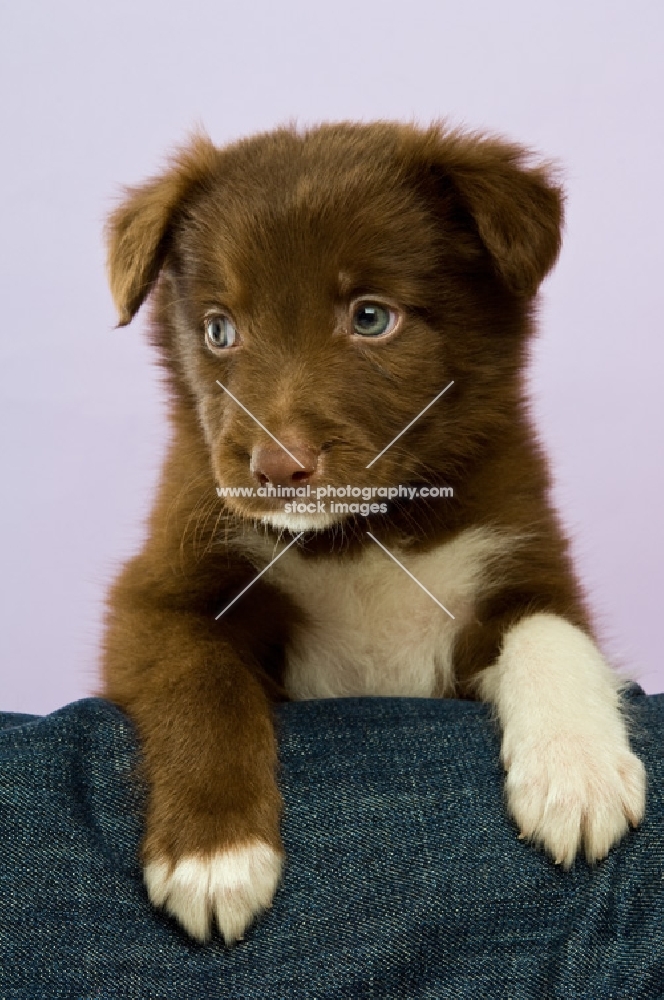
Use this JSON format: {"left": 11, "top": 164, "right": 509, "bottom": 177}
{"left": 476, "top": 613, "right": 646, "bottom": 867}
{"left": 104, "top": 602, "right": 283, "bottom": 944}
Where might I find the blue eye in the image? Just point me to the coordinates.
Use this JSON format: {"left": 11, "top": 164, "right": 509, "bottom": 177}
{"left": 351, "top": 302, "right": 398, "bottom": 338}
{"left": 205, "top": 314, "right": 238, "bottom": 349}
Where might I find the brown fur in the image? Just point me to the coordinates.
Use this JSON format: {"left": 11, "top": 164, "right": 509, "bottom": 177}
{"left": 101, "top": 121, "right": 591, "bottom": 934}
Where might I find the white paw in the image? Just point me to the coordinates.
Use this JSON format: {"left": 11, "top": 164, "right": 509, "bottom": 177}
{"left": 144, "top": 840, "right": 283, "bottom": 943}
{"left": 504, "top": 734, "right": 646, "bottom": 867}
{"left": 477, "top": 613, "right": 647, "bottom": 868}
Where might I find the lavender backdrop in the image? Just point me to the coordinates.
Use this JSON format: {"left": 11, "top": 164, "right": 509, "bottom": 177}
{"left": 1, "top": 0, "right": 662, "bottom": 713}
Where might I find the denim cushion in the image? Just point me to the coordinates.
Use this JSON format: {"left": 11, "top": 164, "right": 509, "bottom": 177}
{"left": 0, "top": 688, "right": 662, "bottom": 998}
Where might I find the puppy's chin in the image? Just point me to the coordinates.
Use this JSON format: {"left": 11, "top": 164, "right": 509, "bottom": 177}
{"left": 259, "top": 511, "right": 342, "bottom": 533}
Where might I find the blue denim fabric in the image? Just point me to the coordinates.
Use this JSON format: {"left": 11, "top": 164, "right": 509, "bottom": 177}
{"left": 0, "top": 688, "right": 662, "bottom": 999}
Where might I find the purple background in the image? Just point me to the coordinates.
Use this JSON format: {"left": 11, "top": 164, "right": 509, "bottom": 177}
{"left": 1, "top": 1, "right": 662, "bottom": 713}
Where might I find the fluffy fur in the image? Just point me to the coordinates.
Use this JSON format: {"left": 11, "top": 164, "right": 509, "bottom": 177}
{"left": 101, "top": 121, "right": 645, "bottom": 944}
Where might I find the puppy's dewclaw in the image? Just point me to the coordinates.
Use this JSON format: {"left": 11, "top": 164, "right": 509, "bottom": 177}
{"left": 477, "top": 613, "right": 646, "bottom": 867}
{"left": 145, "top": 841, "right": 283, "bottom": 944}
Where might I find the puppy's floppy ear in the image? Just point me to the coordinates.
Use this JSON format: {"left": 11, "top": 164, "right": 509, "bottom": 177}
{"left": 415, "top": 128, "right": 563, "bottom": 297}
{"left": 105, "top": 133, "right": 219, "bottom": 326}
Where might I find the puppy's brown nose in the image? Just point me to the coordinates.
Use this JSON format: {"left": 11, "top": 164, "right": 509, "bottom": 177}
{"left": 251, "top": 443, "right": 320, "bottom": 487}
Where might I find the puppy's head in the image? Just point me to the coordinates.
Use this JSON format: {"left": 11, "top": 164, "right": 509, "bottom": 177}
{"left": 106, "top": 122, "right": 562, "bottom": 533}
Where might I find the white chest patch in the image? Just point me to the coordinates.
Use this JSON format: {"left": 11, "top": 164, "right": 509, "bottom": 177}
{"left": 256, "top": 526, "right": 520, "bottom": 699}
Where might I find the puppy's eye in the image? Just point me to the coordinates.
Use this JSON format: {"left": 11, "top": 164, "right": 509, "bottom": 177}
{"left": 205, "top": 314, "right": 238, "bottom": 349}
{"left": 351, "top": 302, "right": 399, "bottom": 338}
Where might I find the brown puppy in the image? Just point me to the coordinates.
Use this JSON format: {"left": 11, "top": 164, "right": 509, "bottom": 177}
{"left": 102, "top": 122, "right": 646, "bottom": 945}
